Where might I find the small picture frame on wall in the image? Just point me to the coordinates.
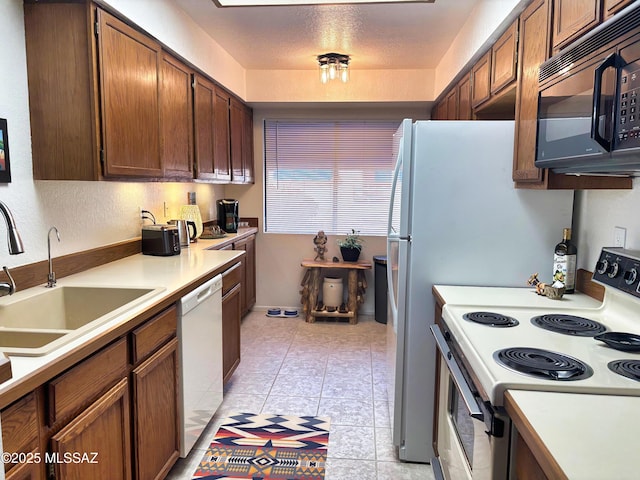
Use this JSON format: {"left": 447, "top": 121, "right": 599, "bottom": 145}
{"left": 0, "top": 118, "right": 11, "bottom": 183}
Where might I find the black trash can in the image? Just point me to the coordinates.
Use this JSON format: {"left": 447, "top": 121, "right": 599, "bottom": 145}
{"left": 374, "top": 255, "right": 388, "bottom": 324}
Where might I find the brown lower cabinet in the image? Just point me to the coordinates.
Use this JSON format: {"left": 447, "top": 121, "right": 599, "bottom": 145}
{"left": 1, "top": 305, "right": 180, "bottom": 480}
{"left": 50, "top": 378, "right": 132, "bottom": 480}
{"left": 222, "top": 265, "right": 243, "bottom": 384}
{"left": 132, "top": 339, "right": 179, "bottom": 480}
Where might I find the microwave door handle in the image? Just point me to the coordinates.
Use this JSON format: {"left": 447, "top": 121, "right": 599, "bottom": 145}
{"left": 591, "top": 52, "right": 618, "bottom": 151}
{"left": 430, "top": 324, "right": 484, "bottom": 421}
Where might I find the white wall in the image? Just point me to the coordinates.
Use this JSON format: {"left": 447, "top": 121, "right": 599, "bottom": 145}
{"left": 0, "top": 0, "right": 225, "bottom": 270}
{"left": 574, "top": 182, "right": 640, "bottom": 272}
{"left": 246, "top": 69, "right": 434, "bottom": 103}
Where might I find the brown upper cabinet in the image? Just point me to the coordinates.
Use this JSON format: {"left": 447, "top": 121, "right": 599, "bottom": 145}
{"left": 193, "top": 75, "right": 232, "bottom": 182}
{"left": 24, "top": 1, "right": 254, "bottom": 184}
{"left": 513, "top": 0, "right": 551, "bottom": 185}
{"left": 445, "top": 89, "right": 459, "bottom": 121}
{"left": 471, "top": 51, "right": 492, "bottom": 108}
{"left": 457, "top": 73, "right": 473, "bottom": 120}
{"left": 551, "top": 0, "right": 601, "bottom": 51}
{"left": 161, "top": 53, "right": 195, "bottom": 180}
{"left": 604, "top": 0, "right": 635, "bottom": 18}
{"left": 472, "top": 20, "right": 519, "bottom": 113}
{"left": 98, "top": 11, "right": 164, "bottom": 178}
{"left": 25, "top": 4, "right": 166, "bottom": 180}
{"left": 491, "top": 21, "right": 519, "bottom": 95}
{"left": 230, "top": 98, "right": 255, "bottom": 184}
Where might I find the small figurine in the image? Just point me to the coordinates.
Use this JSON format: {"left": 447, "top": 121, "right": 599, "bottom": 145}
{"left": 527, "top": 273, "right": 565, "bottom": 299}
{"left": 313, "top": 230, "right": 328, "bottom": 261}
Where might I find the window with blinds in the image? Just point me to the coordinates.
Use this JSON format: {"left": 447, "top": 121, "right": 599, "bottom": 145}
{"left": 264, "top": 119, "right": 401, "bottom": 235}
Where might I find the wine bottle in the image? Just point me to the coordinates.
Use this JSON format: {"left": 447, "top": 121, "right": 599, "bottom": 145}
{"left": 553, "top": 228, "right": 577, "bottom": 293}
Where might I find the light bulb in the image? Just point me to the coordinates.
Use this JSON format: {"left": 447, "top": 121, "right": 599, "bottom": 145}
{"left": 329, "top": 62, "right": 337, "bottom": 80}
{"left": 340, "top": 64, "right": 349, "bottom": 83}
{"left": 319, "top": 64, "right": 329, "bottom": 84}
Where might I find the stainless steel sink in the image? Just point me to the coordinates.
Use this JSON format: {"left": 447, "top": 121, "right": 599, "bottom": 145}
{"left": 0, "top": 286, "right": 164, "bottom": 356}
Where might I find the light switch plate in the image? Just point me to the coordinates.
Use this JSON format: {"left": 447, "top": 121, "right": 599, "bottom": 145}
{"left": 614, "top": 227, "right": 626, "bottom": 247}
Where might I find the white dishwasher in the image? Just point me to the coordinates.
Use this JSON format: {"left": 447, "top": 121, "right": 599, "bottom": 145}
{"left": 177, "top": 274, "right": 223, "bottom": 457}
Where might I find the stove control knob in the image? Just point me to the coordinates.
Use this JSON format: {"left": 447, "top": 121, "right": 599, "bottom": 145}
{"left": 596, "top": 259, "right": 609, "bottom": 275}
{"left": 607, "top": 262, "right": 620, "bottom": 278}
{"left": 624, "top": 268, "right": 637, "bottom": 285}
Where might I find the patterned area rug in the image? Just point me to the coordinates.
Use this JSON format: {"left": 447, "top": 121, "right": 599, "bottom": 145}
{"left": 192, "top": 412, "right": 330, "bottom": 480}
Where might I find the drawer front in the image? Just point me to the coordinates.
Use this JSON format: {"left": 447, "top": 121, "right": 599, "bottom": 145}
{"left": 47, "top": 337, "right": 128, "bottom": 425}
{"left": 131, "top": 306, "right": 177, "bottom": 364}
{"left": 222, "top": 262, "right": 242, "bottom": 296}
{"left": 1, "top": 393, "right": 39, "bottom": 474}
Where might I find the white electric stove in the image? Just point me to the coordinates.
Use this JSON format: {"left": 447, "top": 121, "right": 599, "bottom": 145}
{"left": 431, "top": 248, "right": 640, "bottom": 480}
{"left": 441, "top": 248, "right": 640, "bottom": 406}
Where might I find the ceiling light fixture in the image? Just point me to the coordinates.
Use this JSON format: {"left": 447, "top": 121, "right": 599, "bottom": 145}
{"left": 317, "top": 53, "right": 350, "bottom": 84}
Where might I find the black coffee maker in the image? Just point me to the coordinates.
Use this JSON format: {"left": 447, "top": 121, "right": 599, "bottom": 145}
{"left": 217, "top": 199, "right": 239, "bottom": 233}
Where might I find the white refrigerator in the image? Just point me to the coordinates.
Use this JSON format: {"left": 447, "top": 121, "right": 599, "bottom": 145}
{"left": 386, "top": 120, "right": 574, "bottom": 463}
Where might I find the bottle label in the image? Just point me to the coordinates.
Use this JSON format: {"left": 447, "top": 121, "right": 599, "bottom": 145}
{"left": 553, "top": 254, "right": 576, "bottom": 289}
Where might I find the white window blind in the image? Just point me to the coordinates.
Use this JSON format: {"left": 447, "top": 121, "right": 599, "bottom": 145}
{"left": 264, "top": 119, "right": 400, "bottom": 235}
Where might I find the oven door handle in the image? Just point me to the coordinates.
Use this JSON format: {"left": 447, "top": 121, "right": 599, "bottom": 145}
{"left": 430, "top": 324, "right": 484, "bottom": 421}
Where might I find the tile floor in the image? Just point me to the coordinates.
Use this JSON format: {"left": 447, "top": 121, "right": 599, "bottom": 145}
{"left": 166, "top": 310, "right": 435, "bottom": 480}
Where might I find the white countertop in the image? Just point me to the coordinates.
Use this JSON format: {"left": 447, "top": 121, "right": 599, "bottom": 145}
{"left": 0, "top": 230, "right": 254, "bottom": 398}
{"left": 508, "top": 390, "right": 640, "bottom": 480}
{"left": 433, "top": 285, "right": 602, "bottom": 310}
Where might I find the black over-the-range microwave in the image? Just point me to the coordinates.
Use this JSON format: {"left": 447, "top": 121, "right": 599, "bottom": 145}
{"left": 536, "top": 2, "right": 640, "bottom": 175}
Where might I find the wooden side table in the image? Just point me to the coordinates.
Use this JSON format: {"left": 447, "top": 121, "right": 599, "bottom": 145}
{"left": 299, "top": 259, "right": 372, "bottom": 324}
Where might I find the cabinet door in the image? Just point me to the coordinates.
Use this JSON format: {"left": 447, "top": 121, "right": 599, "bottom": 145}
{"left": 51, "top": 378, "right": 131, "bottom": 480}
{"left": 491, "top": 20, "right": 519, "bottom": 95}
{"left": 445, "top": 88, "right": 458, "bottom": 120}
{"left": 230, "top": 98, "right": 245, "bottom": 183}
{"left": 132, "top": 338, "right": 179, "bottom": 480}
{"left": 456, "top": 73, "right": 472, "bottom": 120}
{"left": 604, "top": 0, "right": 634, "bottom": 18}
{"left": 551, "top": 0, "right": 601, "bottom": 51}
{"left": 2, "top": 393, "right": 42, "bottom": 479}
{"left": 242, "top": 105, "right": 255, "bottom": 183}
{"left": 234, "top": 236, "right": 256, "bottom": 314}
{"left": 97, "top": 10, "right": 163, "bottom": 178}
{"left": 5, "top": 458, "right": 42, "bottom": 480}
{"left": 513, "top": 0, "right": 551, "bottom": 184}
{"left": 471, "top": 51, "right": 492, "bottom": 108}
{"left": 222, "top": 284, "right": 242, "bottom": 384}
{"left": 161, "top": 53, "right": 194, "bottom": 179}
{"left": 24, "top": 3, "right": 98, "bottom": 181}
{"left": 214, "top": 87, "right": 232, "bottom": 181}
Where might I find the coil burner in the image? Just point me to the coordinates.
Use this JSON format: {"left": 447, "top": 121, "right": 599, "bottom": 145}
{"left": 531, "top": 314, "right": 607, "bottom": 336}
{"left": 608, "top": 360, "right": 640, "bottom": 382}
{"left": 463, "top": 311, "right": 519, "bottom": 327}
{"left": 494, "top": 347, "right": 593, "bottom": 381}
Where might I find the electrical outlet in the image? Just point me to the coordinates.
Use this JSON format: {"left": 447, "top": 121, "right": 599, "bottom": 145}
{"left": 614, "top": 226, "right": 626, "bottom": 247}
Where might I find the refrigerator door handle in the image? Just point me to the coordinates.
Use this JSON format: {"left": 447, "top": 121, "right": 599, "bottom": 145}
{"left": 387, "top": 142, "right": 404, "bottom": 322}
{"left": 387, "top": 142, "right": 403, "bottom": 235}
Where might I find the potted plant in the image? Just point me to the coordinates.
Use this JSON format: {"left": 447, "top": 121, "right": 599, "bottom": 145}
{"left": 337, "top": 229, "right": 363, "bottom": 262}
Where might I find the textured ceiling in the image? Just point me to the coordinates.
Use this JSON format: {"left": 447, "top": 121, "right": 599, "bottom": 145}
{"left": 173, "top": 0, "right": 479, "bottom": 71}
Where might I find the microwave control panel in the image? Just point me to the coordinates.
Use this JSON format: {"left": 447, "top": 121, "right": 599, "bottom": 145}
{"left": 617, "top": 61, "right": 640, "bottom": 149}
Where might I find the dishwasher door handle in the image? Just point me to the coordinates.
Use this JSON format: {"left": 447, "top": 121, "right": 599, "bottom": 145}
{"left": 196, "top": 284, "right": 216, "bottom": 303}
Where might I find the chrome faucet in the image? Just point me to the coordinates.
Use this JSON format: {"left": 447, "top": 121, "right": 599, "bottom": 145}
{"left": 47, "top": 226, "right": 60, "bottom": 288}
{"left": 0, "top": 201, "right": 24, "bottom": 297}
